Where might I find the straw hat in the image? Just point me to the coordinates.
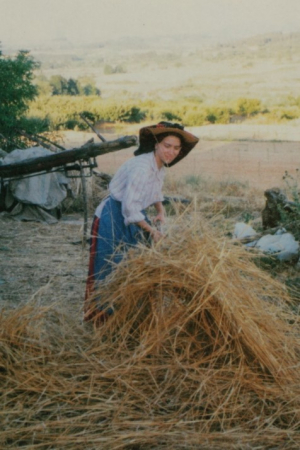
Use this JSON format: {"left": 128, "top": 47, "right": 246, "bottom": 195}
{"left": 134, "top": 121, "right": 199, "bottom": 166}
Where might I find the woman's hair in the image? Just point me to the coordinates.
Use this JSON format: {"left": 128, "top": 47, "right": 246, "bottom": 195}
{"left": 155, "top": 132, "right": 184, "bottom": 147}
{"left": 135, "top": 130, "right": 185, "bottom": 156}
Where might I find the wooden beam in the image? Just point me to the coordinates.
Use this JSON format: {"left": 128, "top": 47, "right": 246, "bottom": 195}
{"left": 0, "top": 135, "right": 137, "bottom": 179}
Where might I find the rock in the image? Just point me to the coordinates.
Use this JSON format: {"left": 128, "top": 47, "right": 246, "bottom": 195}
{"left": 255, "top": 232, "right": 299, "bottom": 261}
{"left": 233, "top": 222, "right": 257, "bottom": 239}
{"left": 0, "top": 149, "right": 8, "bottom": 158}
{"left": 262, "top": 187, "right": 295, "bottom": 229}
{"left": 233, "top": 222, "right": 299, "bottom": 261}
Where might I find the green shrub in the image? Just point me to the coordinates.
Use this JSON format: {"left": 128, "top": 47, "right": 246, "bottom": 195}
{"left": 279, "top": 107, "right": 300, "bottom": 120}
{"left": 104, "top": 64, "right": 114, "bottom": 75}
{"left": 19, "top": 116, "right": 51, "bottom": 134}
{"left": 205, "top": 106, "right": 231, "bottom": 124}
{"left": 104, "top": 64, "right": 126, "bottom": 74}
{"left": 267, "top": 106, "right": 300, "bottom": 122}
{"left": 27, "top": 96, "right": 148, "bottom": 129}
{"left": 280, "top": 170, "right": 300, "bottom": 241}
{"left": 161, "top": 111, "right": 181, "bottom": 121}
{"left": 235, "top": 98, "right": 262, "bottom": 116}
{"left": 26, "top": 92, "right": 300, "bottom": 134}
{"left": 183, "top": 110, "right": 206, "bottom": 126}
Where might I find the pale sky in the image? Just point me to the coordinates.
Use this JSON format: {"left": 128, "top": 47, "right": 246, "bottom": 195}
{"left": 1, "top": 0, "right": 299, "bottom": 49}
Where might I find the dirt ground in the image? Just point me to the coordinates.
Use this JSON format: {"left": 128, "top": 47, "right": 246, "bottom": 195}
{"left": 62, "top": 129, "right": 300, "bottom": 191}
{"left": 1, "top": 135, "right": 300, "bottom": 312}
{"left": 96, "top": 139, "right": 300, "bottom": 192}
{"left": 0, "top": 215, "right": 89, "bottom": 317}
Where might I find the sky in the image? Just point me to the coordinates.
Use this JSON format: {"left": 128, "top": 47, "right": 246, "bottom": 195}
{"left": 1, "top": 0, "right": 299, "bottom": 49}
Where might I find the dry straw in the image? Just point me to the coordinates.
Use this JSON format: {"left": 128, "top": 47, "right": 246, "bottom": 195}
{"left": 1, "top": 214, "right": 300, "bottom": 449}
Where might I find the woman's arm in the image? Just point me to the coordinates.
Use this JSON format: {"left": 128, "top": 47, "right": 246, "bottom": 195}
{"left": 137, "top": 202, "right": 165, "bottom": 243}
{"left": 136, "top": 219, "right": 163, "bottom": 243}
{"left": 153, "top": 201, "right": 165, "bottom": 226}
{"left": 137, "top": 202, "right": 165, "bottom": 242}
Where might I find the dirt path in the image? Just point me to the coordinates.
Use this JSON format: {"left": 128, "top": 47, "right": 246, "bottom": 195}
{"left": 0, "top": 215, "right": 89, "bottom": 315}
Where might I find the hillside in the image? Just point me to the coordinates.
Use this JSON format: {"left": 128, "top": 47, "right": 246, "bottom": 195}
{"left": 25, "top": 31, "right": 299, "bottom": 106}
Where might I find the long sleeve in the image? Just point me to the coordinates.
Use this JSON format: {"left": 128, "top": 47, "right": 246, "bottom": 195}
{"left": 108, "top": 152, "right": 165, "bottom": 226}
{"left": 121, "top": 166, "right": 148, "bottom": 225}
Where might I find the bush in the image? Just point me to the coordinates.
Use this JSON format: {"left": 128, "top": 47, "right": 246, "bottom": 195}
{"left": 205, "top": 106, "right": 231, "bottom": 124}
{"left": 104, "top": 64, "right": 126, "bottom": 75}
{"left": 161, "top": 111, "right": 181, "bottom": 121}
{"left": 279, "top": 170, "right": 300, "bottom": 241}
{"left": 235, "top": 98, "right": 262, "bottom": 116}
{"left": 19, "top": 116, "right": 51, "bottom": 134}
{"left": 26, "top": 93, "right": 300, "bottom": 134}
{"left": 267, "top": 106, "right": 300, "bottom": 122}
{"left": 48, "top": 75, "right": 100, "bottom": 97}
{"left": 103, "top": 64, "right": 114, "bottom": 75}
{"left": 27, "top": 97, "right": 148, "bottom": 130}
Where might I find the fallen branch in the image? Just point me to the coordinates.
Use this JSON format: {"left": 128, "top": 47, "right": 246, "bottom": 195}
{"left": 79, "top": 114, "right": 106, "bottom": 143}
{"left": 16, "top": 130, "right": 66, "bottom": 152}
{"left": 0, "top": 135, "right": 137, "bottom": 179}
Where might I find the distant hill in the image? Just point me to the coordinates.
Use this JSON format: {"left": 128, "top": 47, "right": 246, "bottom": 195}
{"left": 213, "top": 32, "right": 300, "bottom": 59}
{"left": 6, "top": 31, "right": 299, "bottom": 104}
{"left": 5, "top": 31, "right": 298, "bottom": 73}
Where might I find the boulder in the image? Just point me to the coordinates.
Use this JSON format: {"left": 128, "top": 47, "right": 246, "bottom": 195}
{"left": 262, "top": 187, "right": 295, "bottom": 229}
{"left": 255, "top": 232, "right": 299, "bottom": 261}
{"left": 233, "top": 222, "right": 257, "bottom": 239}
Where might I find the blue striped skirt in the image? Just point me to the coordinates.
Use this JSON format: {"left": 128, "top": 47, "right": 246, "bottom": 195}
{"left": 84, "top": 196, "right": 150, "bottom": 323}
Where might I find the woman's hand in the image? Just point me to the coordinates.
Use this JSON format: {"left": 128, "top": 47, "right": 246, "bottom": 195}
{"left": 153, "top": 212, "right": 165, "bottom": 226}
{"left": 151, "top": 228, "right": 163, "bottom": 243}
{"left": 136, "top": 219, "right": 163, "bottom": 243}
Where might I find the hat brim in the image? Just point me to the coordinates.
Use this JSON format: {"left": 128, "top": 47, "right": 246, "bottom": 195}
{"left": 134, "top": 125, "right": 199, "bottom": 167}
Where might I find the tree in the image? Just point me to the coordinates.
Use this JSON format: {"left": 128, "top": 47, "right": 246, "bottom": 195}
{"left": 48, "top": 76, "right": 100, "bottom": 96}
{"left": 82, "top": 83, "right": 101, "bottom": 96}
{"left": 49, "top": 75, "right": 68, "bottom": 95}
{"left": 0, "top": 50, "right": 39, "bottom": 151}
{"left": 78, "top": 76, "right": 101, "bottom": 96}
{"left": 67, "top": 78, "right": 80, "bottom": 96}
{"left": 35, "top": 74, "right": 52, "bottom": 95}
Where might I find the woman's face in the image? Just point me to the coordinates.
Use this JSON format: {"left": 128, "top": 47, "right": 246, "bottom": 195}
{"left": 155, "top": 135, "right": 182, "bottom": 167}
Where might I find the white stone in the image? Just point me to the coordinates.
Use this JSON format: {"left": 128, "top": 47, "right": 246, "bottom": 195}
{"left": 255, "top": 233, "right": 299, "bottom": 261}
{"left": 233, "top": 222, "right": 257, "bottom": 239}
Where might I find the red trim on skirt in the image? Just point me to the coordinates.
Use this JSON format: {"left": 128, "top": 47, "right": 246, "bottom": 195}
{"left": 85, "top": 216, "right": 100, "bottom": 303}
{"left": 84, "top": 217, "right": 109, "bottom": 324}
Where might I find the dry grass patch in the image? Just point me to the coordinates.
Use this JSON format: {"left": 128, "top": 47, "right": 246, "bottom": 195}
{"left": 1, "top": 215, "right": 300, "bottom": 449}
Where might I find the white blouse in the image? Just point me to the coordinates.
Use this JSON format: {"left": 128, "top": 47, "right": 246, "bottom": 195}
{"left": 95, "top": 152, "right": 165, "bottom": 225}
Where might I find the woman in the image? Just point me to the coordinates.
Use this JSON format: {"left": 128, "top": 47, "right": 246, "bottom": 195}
{"left": 84, "top": 121, "right": 199, "bottom": 324}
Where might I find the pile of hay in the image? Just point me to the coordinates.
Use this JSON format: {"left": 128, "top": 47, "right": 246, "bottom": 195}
{"left": 1, "top": 218, "right": 300, "bottom": 449}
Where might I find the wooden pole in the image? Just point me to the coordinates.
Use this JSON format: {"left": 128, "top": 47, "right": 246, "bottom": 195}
{"left": 80, "top": 161, "right": 88, "bottom": 246}
{"left": 0, "top": 136, "right": 137, "bottom": 179}
{"left": 16, "top": 130, "right": 66, "bottom": 152}
{"left": 79, "top": 114, "right": 107, "bottom": 143}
